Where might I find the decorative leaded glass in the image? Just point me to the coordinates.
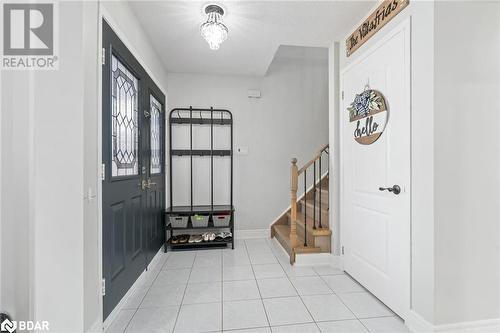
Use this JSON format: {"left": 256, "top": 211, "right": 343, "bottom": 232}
{"left": 150, "top": 95, "right": 162, "bottom": 174}
{"left": 111, "top": 55, "right": 139, "bottom": 177}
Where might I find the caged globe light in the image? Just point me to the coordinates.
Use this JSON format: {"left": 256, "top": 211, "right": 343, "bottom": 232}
{"left": 200, "top": 4, "right": 228, "bottom": 50}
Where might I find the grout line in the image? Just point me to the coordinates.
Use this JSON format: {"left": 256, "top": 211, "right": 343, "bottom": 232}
{"left": 244, "top": 239, "right": 272, "bottom": 330}
{"left": 220, "top": 249, "right": 224, "bottom": 331}
{"left": 119, "top": 252, "right": 171, "bottom": 333}
{"left": 274, "top": 256, "right": 321, "bottom": 332}
{"left": 317, "top": 273, "right": 396, "bottom": 322}
{"left": 316, "top": 273, "right": 360, "bottom": 324}
{"left": 171, "top": 252, "right": 196, "bottom": 332}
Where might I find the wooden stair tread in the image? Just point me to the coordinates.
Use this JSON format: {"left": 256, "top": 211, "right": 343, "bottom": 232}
{"left": 287, "top": 212, "right": 331, "bottom": 236}
{"left": 295, "top": 246, "right": 323, "bottom": 254}
{"left": 273, "top": 225, "right": 321, "bottom": 254}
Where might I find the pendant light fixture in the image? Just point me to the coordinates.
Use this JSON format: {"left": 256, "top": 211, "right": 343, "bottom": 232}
{"left": 200, "top": 4, "right": 228, "bottom": 50}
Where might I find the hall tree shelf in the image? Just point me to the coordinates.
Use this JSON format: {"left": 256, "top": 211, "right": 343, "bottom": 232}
{"left": 164, "top": 107, "right": 234, "bottom": 251}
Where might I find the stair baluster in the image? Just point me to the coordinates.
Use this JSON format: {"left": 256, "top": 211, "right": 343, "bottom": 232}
{"left": 303, "top": 169, "right": 307, "bottom": 247}
{"left": 289, "top": 158, "right": 298, "bottom": 262}
{"left": 313, "top": 160, "right": 317, "bottom": 230}
{"left": 319, "top": 154, "right": 322, "bottom": 228}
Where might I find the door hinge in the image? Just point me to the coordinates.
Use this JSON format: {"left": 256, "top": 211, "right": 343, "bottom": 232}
{"left": 101, "top": 47, "right": 106, "bottom": 66}
{"left": 342, "top": 91, "right": 344, "bottom": 100}
{"left": 102, "top": 278, "right": 106, "bottom": 296}
{"left": 341, "top": 246, "right": 345, "bottom": 255}
{"left": 101, "top": 163, "right": 106, "bottom": 181}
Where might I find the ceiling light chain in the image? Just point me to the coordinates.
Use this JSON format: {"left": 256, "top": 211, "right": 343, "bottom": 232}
{"left": 200, "top": 4, "right": 228, "bottom": 50}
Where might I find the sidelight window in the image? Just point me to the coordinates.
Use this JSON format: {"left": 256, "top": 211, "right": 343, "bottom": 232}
{"left": 150, "top": 94, "right": 162, "bottom": 174}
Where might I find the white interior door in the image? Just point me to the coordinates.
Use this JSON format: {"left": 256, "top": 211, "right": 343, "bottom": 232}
{"left": 340, "top": 20, "right": 411, "bottom": 318}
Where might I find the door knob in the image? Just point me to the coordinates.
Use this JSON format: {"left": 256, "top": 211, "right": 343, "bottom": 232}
{"left": 147, "top": 179, "right": 156, "bottom": 188}
{"left": 379, "top": 185, "right": 401, "bottom": 195}
{"left": 139, "top": 180, "right": 149, "bottom": 190}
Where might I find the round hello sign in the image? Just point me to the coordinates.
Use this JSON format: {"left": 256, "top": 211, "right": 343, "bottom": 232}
{"left": 347, "top": 89, "right": 388, "bottom": 145}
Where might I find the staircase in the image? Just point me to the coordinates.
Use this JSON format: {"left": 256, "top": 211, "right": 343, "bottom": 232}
{"left": 271, "top": 144, "right": 331, "bottom": 264}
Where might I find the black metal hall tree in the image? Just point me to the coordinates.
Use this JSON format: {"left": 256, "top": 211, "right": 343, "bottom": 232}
{"left": 164, "top": 106, "right": 234, "bottom": 250}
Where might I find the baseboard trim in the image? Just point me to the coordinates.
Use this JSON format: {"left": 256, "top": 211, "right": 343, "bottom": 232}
{"left": 406, "top": 310, "right": 500, "bottom": 333}
{"left": 435, "top": 318, "right": 500, "bottom": 333}
{"left": 102, "top": 245, "right": 165, "bottom": 331}
{"left": 406, "top": 310, "right": 434, "bottom": 333}
{"left": 235, "top": 229, "right": 269, "bottom": 240}
{"left": 270, "top": 236, "right": 290, "bottom": 262}
{"left": 295, "top": 252, "right": 342, "bottom": 268}
{"left": 87, "top": 317, "right": 102, "bottom": 333}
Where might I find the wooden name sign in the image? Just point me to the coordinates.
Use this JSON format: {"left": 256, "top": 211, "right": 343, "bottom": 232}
{"left": 346, "top": 0, "right": 409, "bottom": 57}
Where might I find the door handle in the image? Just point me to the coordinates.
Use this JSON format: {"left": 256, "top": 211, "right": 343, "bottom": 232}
{"left": 379, "top": 185, "right": 401, "bottom": 195}
{"left": 138, "top": 179, "right": 157, "bottom": 190}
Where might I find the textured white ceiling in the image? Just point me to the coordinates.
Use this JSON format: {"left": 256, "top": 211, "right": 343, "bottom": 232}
{"left": 128, "top": 1, "right": 375, "bottom": 76}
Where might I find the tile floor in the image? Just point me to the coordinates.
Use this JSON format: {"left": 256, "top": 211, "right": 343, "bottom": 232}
{"left": 105, "top": 238, "right": 410, "bottom": 333}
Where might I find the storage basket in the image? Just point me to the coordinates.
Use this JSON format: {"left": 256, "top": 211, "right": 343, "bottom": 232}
{"left": 191, "top": 214, "right": 210, "bottom": 228}
{"left": 169, "top": 215, "right": 189, "bottom": 228}
{"left": 213, "top": 214, "right": 231, "bottom": 227}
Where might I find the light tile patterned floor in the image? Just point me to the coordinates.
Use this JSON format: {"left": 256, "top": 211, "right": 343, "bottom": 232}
{"left": 105, "top": 238, "right": 410, "bottom": 333}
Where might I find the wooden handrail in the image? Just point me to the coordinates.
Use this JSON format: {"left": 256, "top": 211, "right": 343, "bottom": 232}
{"left": 289, "top": 144, "right": 329, "bottom": 262}
{"left": 298, "top": 143, "right": 329, "bottom": 175}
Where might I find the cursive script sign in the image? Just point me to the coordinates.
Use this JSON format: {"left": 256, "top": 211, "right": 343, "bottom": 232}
{"left": 348, "top": 89, "right": 388, "bottom": 145}
{"left": 346, "top": 0, "right": 409, "bottom": 57}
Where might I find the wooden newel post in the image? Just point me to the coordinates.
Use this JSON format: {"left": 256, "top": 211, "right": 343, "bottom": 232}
{"left": 290, "top": 158, "right": 298, "bottom": 260}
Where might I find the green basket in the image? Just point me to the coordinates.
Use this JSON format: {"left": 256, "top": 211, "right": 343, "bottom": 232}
{"left": 192, "top": 214, "right": 209, "bottom": 228}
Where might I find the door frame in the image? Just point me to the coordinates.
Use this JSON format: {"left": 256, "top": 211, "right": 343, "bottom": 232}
{"left": 339, "top": 18, "right": 412, "bottom": 319}
{"left": 97, "top": 5, "right": 168, "bottom": 328}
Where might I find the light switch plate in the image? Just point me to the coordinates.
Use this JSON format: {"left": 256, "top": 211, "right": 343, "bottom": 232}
{"left": 236, "top": 147, "right": 248, "bottom": 155}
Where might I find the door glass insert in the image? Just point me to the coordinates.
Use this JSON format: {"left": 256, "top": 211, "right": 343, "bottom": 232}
{"left": 150, "top": 94, "right": 162, "bottom": 174}
{"left": 111, "top": 55, "right": 139, "bottom": 177}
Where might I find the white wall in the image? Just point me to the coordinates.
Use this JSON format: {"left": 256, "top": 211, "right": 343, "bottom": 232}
{"left": 167, "top": 46, "right": 329, "bottom": 231}
{"left": 328, "top": 43, "right": 340, "bottom": 255}
{"left": 1, "top": 0, "right": 169, "bottom": 331}
{"left": 1, "top": 2, "right": 86, "bottom": 330}
{"left": 82, "top": 1, "right": 100, "bottom": 332}
{"left": 334, "top": 0, "right": 436, "bottom": 325}
{"left": 334, "top": 0, "right": 500, "bottom": 328}
{"left": 32, "top": 2, "right": 86, "bottom": 330}
{"left": 434, "top": 1, "right": 500, "bottom": 325}
{"left": 1, "top": 71, "right": 34, "bottom": 326}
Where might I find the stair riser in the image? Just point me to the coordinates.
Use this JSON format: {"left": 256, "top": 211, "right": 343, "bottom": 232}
{"left": 299, "top": 203, "right": 329, "bottom": 226}
{"left": 296, "top": 223, "right": 315, "bottom": 247}
{"left": 273, "top": 226, "right": 292, "bottom": 255}
{"left": 295, "top": 225, "right": 330, "bottom": 253}
{"left": 306, "top": 191, "right": 329, "bottom": 208}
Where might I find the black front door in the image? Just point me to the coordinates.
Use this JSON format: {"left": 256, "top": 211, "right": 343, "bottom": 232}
{"left": 102, "top": 20, "right": 165, "bottom": 319}
{"left": 143, "top": 86, "right": 166, "bottom": 263}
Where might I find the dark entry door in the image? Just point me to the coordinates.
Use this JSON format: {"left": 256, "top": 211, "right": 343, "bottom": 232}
{"left": 102, "top": 20, "right": 165, "bottom": 319}
{"left": 143, "top": 86, "right": 166, "bottom": 263}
